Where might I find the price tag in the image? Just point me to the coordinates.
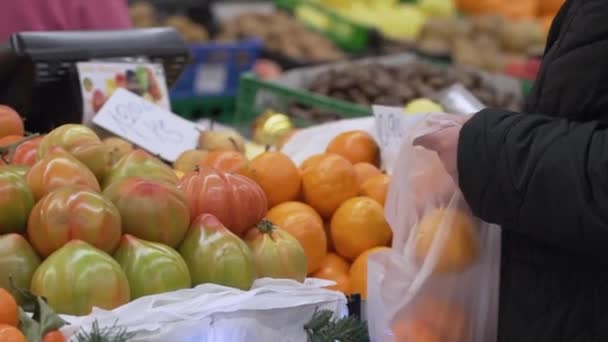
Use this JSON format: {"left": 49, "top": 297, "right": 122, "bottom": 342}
{"left": 93, "top": 88, "right": 198, "bottom": 162}
{"left": 373, "top": 105, "right": 424, "bottom": 174}
{"left": 195, "top": 64, "right": 227, "bottom": 94}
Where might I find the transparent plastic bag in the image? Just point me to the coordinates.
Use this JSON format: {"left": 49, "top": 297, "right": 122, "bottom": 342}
{"left": 367, "top": 114, "right": 501, "bottom": 342}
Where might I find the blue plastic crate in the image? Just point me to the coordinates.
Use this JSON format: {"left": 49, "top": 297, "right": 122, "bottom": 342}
{"left": 170, "top": 39, "right": 263, "bottom": 100}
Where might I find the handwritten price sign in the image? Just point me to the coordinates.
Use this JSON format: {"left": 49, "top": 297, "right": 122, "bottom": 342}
{"left": 93, "top": 88, "right": 198, "bottom": 162}
{"left": 373, "top": 105, "right": 424, "bottom": 174}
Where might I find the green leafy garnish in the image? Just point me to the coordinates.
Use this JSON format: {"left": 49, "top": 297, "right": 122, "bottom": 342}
{"left": 74, "top": 319, "right": 136, "bottom": 342}
{"left": 304, "top": 309, "right": 369, "bottom": 342}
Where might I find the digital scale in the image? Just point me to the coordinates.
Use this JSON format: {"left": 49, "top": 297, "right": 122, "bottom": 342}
{"left": 0, "top": 27, "right": 189, "bottom": 133}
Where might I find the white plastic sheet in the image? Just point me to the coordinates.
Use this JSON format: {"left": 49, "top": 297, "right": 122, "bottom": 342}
{"left": 61, "top": 278, "right": 348, "bottom": 342}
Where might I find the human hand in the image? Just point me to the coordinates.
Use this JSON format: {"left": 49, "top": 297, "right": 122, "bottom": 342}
{"left": 413, "top": 114, "right": 471, "bottom": 184}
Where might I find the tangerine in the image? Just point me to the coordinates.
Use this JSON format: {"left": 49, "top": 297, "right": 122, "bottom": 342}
{"left": 349, "top": 246, "right": 390, "bottom": 299}
{"left": 0, "top": 106, "right": 24, "bottom": 140}
{"left": 0, "top": 324, "right": 26, "bottom": 342}
{"left": 300, "top": 153, "right": 330, "bottom": 170}
{"left": 251, "top": 152, "right": 301, "bottom": 207}
{"left": 0, "top": 288, "right": 18, "bottom": 327}
{"left": 43, "top": 330, "right": 67, "bottom": 342}
{"left": 415, "top": 208, "right": 478, "bottom": 274}
{"left": 199, "top": 150, "right": 251, "bottom": 178}
{"left": 360, "top": 174, "right": 390, "bottom": 206}
{"left": 301, "top": 154, "right": 358, "bottom": 218}
{"left": 353, "top": 162, "right": 382, "bottom": 188}
{"left": 267, "top": 202, "right": 327, "bottom": 274}
{"left": 331, "top": 197, "right": 392, "bottom": 260}
{"left": 326, "top": 130, "right": 379, "bottom": 166}
{"left": 313, "top": 270, "right": 351, "bottom": 294}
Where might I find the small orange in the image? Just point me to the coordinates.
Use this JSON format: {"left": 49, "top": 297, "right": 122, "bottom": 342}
{"left": 360, "top": 174, "right": 390, "bottom": 206}
{"left": 301, "top": 154, "right": 359, "bottom": 219}
{"left": 173, "top": 149, "right": 208, "bottom": 172}
{"left": 415, "top": 208, "right": 478, "bottom": 274}
{"left": 331, "top": 197, "right": 392, "bottom": 260}
{"left": 199, "top": 150, "right": 251, "bottom": 178}
{"left": 300, "top": 153, "right": 330, "bottom": 170}
{"left": 0, "top": 324, "right": 26, "bottom": 342}
{"left": 251, "top": 152, "right": 301, "bottom": 207}
{"left": 349, "top": 246, "right": 391, "bottom": 299}
{"left": 43, "top": 330, "right": 67, "bottom": 342}
{"left": 0, "top": 288, "right": 18, "bottom": 327}
{"left": 326, "top": 130, "right": 379, "bottom": 166}
{"left": 392, "top": 319, "right": 441, "bottom": 342}
{"left": 313, "top": 270, "right": 351, "bottom": 294}
{"left": 353, "top": 162, "right": 382, "bottom": 188}
{"left": 267, "top": 202, "right": 328, "bottom": 274}
{"left": 315, "top": 252, "right": 350, "bottom": 275}
{"left": 0, "top": 135, "right": 24, "bottom": 146}
{"left": 0, "top": 106, "right": 24, "bottom": 140}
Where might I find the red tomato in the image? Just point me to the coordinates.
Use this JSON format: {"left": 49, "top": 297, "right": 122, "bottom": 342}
{"left": 12, "top": 136, "right": 43, "bottom": 166}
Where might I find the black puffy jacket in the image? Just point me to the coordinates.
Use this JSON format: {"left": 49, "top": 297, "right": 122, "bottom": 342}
{"left": 458, "top": 1, "right": 608, "bottom": 341}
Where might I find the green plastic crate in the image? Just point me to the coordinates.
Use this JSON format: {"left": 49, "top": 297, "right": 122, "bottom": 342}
{"left": 171, "top": 96, "right": 236, "bottom": 124}
{"left": 235, "top": 73, "right": 371, "bottom": 134}
{"left": 275, "top": 0, "right": 378, "bottom": 53}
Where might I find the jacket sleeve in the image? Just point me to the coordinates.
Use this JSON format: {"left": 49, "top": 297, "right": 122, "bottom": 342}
{"left": 458, "top": 108, "right": 608, "bottom": 256}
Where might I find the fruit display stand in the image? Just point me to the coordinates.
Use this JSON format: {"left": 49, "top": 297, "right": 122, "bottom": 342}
{"left": 234, "top": 53, "right": 523, "bottom": 134}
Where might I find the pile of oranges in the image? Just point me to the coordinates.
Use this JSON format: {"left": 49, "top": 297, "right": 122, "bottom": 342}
{"left": 188, "top": 129, "right": 394, "bottom": 299}
{"left": 0, "top": 288, "right": 65, "bottom": 342}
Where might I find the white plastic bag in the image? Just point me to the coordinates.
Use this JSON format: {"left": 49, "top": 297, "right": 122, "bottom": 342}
{"left": 61, "top": 278, "right": 347, "bottom": 342}
{"left": 367, "top": 114, "right": 501, "bottom": 342}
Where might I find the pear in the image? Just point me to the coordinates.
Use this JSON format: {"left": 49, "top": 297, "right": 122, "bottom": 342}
{"left": 114, "top": 235, "right": 191, "bottom": 300}
{"left": 173, "top": 149, "right": 208, "bottom": 173}
{"left": 197, "top": 128, "right": 246, "bottom": 153}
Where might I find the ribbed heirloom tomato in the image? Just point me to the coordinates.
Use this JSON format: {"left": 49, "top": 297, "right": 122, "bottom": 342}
{"left": 12, "top": 136, "right": 43, "bottom": 166}
{"left": 27, "top": 187, "right": 122, "bottom": 258}
{"left": 103, "top": 178, "right": 190, "bottom": 248}
{"left": 178, "top": 167, "right": 267, "bottom": 236}
{"left": 103, "top": 149, "right": 178, "bottom": 189}
{"left": 0, "top": 170, "right": 34, "bottom": 234}
{"left": 0, "top": 234, "right": 41, "bottom": 302}
{"left": 198, "top": 150, "right": 252, "bottom": 178}
{"left": 37, "top": 124, "right": 110, "bottom": 181}
{"left": 26, "top": 147, "right": 100, "bottom": 201}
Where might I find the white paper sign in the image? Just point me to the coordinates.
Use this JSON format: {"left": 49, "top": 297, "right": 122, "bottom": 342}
{"left": 93, "top": 88, "right": 198, "bottom": 162}
{"left": 373, "top": 105, "right": 425, "bottom": 174}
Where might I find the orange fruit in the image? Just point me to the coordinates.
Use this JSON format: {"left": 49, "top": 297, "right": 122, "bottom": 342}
{"left": 392, "top": 319, "right": 441, "bottom": 342}
{"left": 331, "top": 197, "right": 392, "bottom": 260}
{"left": 251, "top": 152, "right": 301, "bottom": 207}
{"left": 360, "top": 174, "right": 390, "bottom": 206}
{"left": 349, "top": 246, "right": 391, "bottom": 299}
{"left": 267, "top": 202, "right": 327, "bottom": 274}
{"left": 0, "top": 106, "right": 24, "bottom": 140}
{"left": 326, "top": 130, "right": 379, "bottom": 166}
{"left": 315, "top": 252, "right": 350, "bottom": 275}
{"left": 43, "top": 330, "right": 67, "bottom": 342}
{"left": 0, "top": 324, "right": 26, "bottom": 342}
{"left": 324, "top": 222, "right": 335, "bottom": 252}
{"left": 0, "top": 289, "right": 18, "bottom": 327}
{"left": 314, "top": 270, "right": 351, "bottom": 294}
{"left": 300, "top": 153, "right": 330, "bottom": 170}
{"left": 173, "top": 149, "right": 208, "bottom": 172}
{"left": 199, "top": 150, "right": 251, "bottom": 178}
{"left": 415, "top": 208, "right": 478, "bottom": 274}
{"left": 353, "top": 162, "right": 382, "bottom": 188}
{"left": 301, "top": 154, "right": 358, "bottom": 218}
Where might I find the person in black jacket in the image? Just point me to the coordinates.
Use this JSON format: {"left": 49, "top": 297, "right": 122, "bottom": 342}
{"left": 415, "top": 0, "right": 608, "bottom": 341}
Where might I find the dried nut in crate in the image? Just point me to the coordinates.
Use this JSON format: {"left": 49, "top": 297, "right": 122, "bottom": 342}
{"left": 414, "top": 208, "right": 478, "bottom": 274}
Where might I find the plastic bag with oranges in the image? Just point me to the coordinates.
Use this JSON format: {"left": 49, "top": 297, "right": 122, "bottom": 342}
{"left": 367, "top": 114, "right": 501, "bottom": 342}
